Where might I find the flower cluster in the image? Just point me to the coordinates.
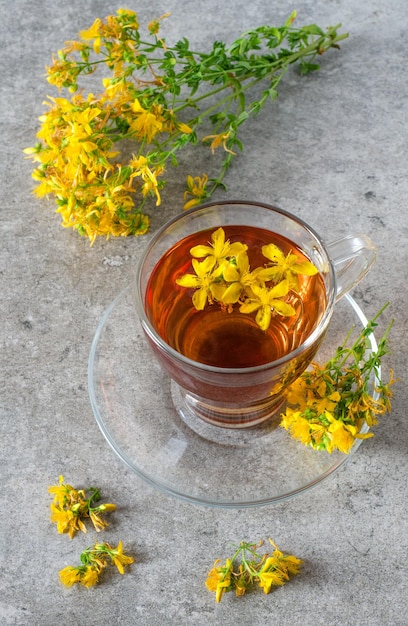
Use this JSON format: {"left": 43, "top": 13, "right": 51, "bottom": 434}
{"left": 176, "top": 227, "right": 318, "bottom": 330}
{"left": 48, "top": 475, "right": 117, "bottom": 539}
{"left": 24, "top": 9, "right": 347, "bottom": 242}
{"left": 49, "top": 477, "right": 133, "bottom": 588}
{"left": 206, "top": 539, "right": 302, "bottom": 602}
{"left": 59, "top": 541, "right": 134, "bottom": 588}
{"left": 280, "top": 305, "right": 395, "bottom": 453}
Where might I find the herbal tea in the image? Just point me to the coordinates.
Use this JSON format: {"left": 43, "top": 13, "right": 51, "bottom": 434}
{"left": 145, "top": 225, "right": 327, "bottom": 368}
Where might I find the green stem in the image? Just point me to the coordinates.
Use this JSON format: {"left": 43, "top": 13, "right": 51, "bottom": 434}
{"left": 335, "top": 302, "right": 391, "bottom": 371}
{"left": 171, "top": 29, "right": 348, "bottom": 129}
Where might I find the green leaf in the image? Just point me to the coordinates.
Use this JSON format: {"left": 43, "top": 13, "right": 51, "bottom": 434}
{"left": 235, "top": 110, "right": 249, "bottom": 126}
{"left": 300, "top": 61, "right": 321, "bottom": 75}
{"left": 301, "top": 24, "right": 325, "bottom": 36}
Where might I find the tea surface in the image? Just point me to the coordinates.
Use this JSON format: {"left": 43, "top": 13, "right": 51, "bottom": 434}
{"left": 145, "top": 226, "right": 327, "bottom": 368}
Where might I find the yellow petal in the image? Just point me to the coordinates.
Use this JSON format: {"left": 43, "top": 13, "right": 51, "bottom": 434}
{"left": 176, "top": 274, "right": 199, "bottom": 288}
{"left": 268, "top": 279, "right": 290, "bottom": 299}
{"left": 183, "top": 198, "right": 201, "bottom": 210}
{"left": 256, "top": 305, "right": 271, "bottom": 331}
{"left": 78, "top": 141, "right": 98, "bottom": 153}
{"left": 223, "top": 263, "right": 240, "bottom": 282}
{"left": 192, "top": 288, "right": 208, "bottom": 311}
{"left": 210, "top": 283, "right": 227, "bottom": 302}
{"left": 211, "top": 227, "right": 225, "bottom": 241}
{"left": 256, "top": 266, "right": 284, "bottom": 282}
{"left": 291, "top": 260, "right": 318, "bottom": 275}
{"left": 190, "top": 244, "right": 214, "bottom": 258}
{"left": 177, "top": 122, "right": 193, "bottom": 134}
{"left": 219, "top": 282, "right": 242, "bottom": 304}
{"left": 271, "top": 300, "right": 296, "bottom": 317}
{"left": 328, "top": 391, "right": 341, "bottom": 402}
{"left": 192, "top": 256, "right": 216, "bottom": 276}
{"left": 262, "top": 243, "right": 285, "bottom": 263}
{"left": 80, "top": 18, "right": 102, "bottom": 41}
{"left": 239, "top": 300, "right": 261, "bottom": 314}
{"left": 227, "top": 241, "right": 248, "bottom": 256}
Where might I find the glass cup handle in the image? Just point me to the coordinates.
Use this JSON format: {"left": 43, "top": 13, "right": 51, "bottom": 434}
{"left": 326, "top": 234, "right": 377, "bottom": 301}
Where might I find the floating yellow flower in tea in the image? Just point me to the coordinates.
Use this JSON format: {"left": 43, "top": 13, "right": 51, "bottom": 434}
{"left": 176, "top": 227, "right": 317, "bottom": 330}
{"left": 239, "top": 280, "right": 295, "bottom": 331}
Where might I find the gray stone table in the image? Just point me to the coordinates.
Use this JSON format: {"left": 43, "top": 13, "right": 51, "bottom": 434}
{"left": 1, "top": 0, "right": 407, "bottom": 624}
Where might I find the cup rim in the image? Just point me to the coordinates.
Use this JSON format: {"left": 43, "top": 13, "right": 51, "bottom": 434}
{"left": 134, "top": 200, "right": 337, "bottom": 374}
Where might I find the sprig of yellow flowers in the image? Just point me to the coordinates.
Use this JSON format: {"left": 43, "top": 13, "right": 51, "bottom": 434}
{"left": 206, "top": 539, "right": 302, "bottom": 602}
{"left": 49, "top": 476, "right": 134, "bottom": 588}
{"left": 176, "top": 227, "right": 318, "bottom": 330}
{"left": 59, "top": 541, "right": 134, "bottom": 588}
{"left": 280, "top": 304, "right": 395, "bottom": 453}
{"left": 24, "top": 9, "right": 348, "bottom": 243}
{"left": 48, "top": 475, "right": 117, "bottom": 539}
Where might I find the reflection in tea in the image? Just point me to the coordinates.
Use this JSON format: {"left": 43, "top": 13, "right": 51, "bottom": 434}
{"left": 145, "top": 226, "right": 327, "bottom": 368}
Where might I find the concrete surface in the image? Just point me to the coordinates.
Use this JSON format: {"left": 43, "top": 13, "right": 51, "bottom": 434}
{"left": 1, "top": 0, "right": 407, "bottom": 624}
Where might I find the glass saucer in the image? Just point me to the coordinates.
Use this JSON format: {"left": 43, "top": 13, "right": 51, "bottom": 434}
{"left": 88, "top": 288, "right": 379, "bottom": 508}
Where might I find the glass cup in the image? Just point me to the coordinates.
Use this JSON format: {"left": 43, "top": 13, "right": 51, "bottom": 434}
{"left": 134, "top": 201, "right": 376, "bottom": 429}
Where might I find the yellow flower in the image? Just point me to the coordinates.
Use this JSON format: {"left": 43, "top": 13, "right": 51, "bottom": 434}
{"left": 79, "top": 18, "right": 102, "bottom": 53}
{"left": 183, "top": 173, "right": 209, "bottom": 210}
{"left": 46, "top": 57, "right": 81, "bottom": 91}
{"left": 284, "top": 376, "right": 310, "bottom": 410}
{"left": 202, "top": 130, "right": 236, "bottom": 155}
{"left": 280, "top": 409, "right": 313, "bottom": 446}
{"left": 239, "top": 280, "right": 295, "bottom": 331}
{"left": 257, "top": 541, "right": 303, "bottom": 593}
{"left": 176, "top": 256, "right": 218, "bottom": 310}
{"left": 176, "top": 121, "right": 193, "bottom": 135}
{"left": 308, "top": 420, "right": 328, "bottom": 448}
{"left": 327, "top": 417, "right": 357, "bottom": 454}
{"left": 80, "top": 18, "right": 102, "bottom": 41}
{"left": 129, "top": 155, "right": 162, "bottom": 206}
{"left": 205, "top": 559, "right": 232, "bottom": 603}
{"left": 375, "top": 368, "right": 396, "bottom": 413}
{"left": 313, "top": 389, "right": 341, "bottom": 414}
{"left": 89, "top": 510, "right": 109, "bottom": 532}
{"left": 234, "top": 567, "right": 248, "bottom": 596}
{"left": 189, "top": 227, "right": 247, "bottom": 268}
{"left": 50, "top": 503, "right": 87, "bottom": 539}
{"left": 129, "top": 99, "right": 164, "bottom": 142}
{"left": 205, "top": 560, "right": 223, "bottom": 592}
{"left": 23, "top": 144, "right": 42, "bottom": 158}
{"left": 281, "top": 554, "right": 303, "bottom": 577}
{"left": 59, "top": 564, "right": 102, "bottom": 588}
{"left": 71, "top": 106, "right": 102, "bottom": 135}
{"left": 49, "top": 478, "right": 117, "bottom": 536}
{"left": 284, "top": 364, "right": 342, "bottom": 413}
{"left": 59, "top": 566, "right": 82, "bottom": 588}
{"left": 116, "top": 9, "right": 139, "bottom": 24}
{"left": 109, "top": 541, "right": 135, "bottom": 575}
{"left": 209, "top": 251, "right": 252, "bottom": 305}
{"left": 48, "top": 474, "right": 73, "bottom": 507}
{"left": 260, "top": 243, "right": 318, "bottom": 291}
{"left": 80, "top": 565, "right": 101, "bottom": 588}
{"left": 257, "top": 567, "right": 287, "bottom": 593}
